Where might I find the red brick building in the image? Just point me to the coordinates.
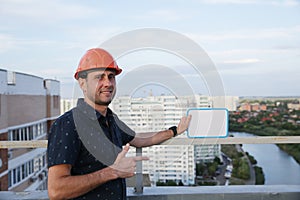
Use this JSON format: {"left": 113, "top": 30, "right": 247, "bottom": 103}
{"left": 239, "top": 103, "right": 267, "bottom": 112}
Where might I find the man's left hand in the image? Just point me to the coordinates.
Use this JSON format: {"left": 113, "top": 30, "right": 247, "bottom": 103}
{"left": 177, "top": 115, "right": 192, "bottom": 135}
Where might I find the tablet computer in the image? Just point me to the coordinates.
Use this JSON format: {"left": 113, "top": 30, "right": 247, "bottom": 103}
{"left": 187, "top": 108, "right": 229, "bottom": 138}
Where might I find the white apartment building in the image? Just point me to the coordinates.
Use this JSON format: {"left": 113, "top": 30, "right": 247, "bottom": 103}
{"left": 60, "top": 98, "right": 78, "bottom": 115}
{"left": 112, "top": 95, "right": 186, "bottom": 131}
{"left": 142, "top": 145, "right": 195, "bottom": 186}
{"left": 210, "top": 96, "right": 239, "bottom": 111}
{"left": 112, "top": 95, "right": 195, "bottom": 185}
{"left": 111, "top": 94, "right": 238, "bottom": 185}
{"left": 194, "top": 144, "right": 222, "bottom": 163}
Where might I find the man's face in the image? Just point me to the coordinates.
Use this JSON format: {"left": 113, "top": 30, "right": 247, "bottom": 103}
{"left": 81, "top": 69, "right": 116, "bottom": 106}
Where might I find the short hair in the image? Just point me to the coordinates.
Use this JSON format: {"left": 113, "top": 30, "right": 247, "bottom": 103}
{"left": 77, "top": 71, "right": 88, "bottom": 79}
{"left": 77, "top": 68, "right": 116, "bottom": 79}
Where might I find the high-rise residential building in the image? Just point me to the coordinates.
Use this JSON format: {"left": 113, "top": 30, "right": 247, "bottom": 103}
{"left": 60, "top": 98, "right": 78, "bottom": 115}
{"left": 111, "top": 94, "right": 237, "bottom": 185}
{"left": 112, "top": 95, "right": 196, "bottom": 185}
{"left": 142, "top": 145, "right": 195, "bottom": 186}
{"left": 0, "top": 69, "right": 60, "bottom": 191}
{"left": 194, "top": 144, "right": 222, "bottom": 163}
{"left": 112, "top": 95, "right": 187, "bottom": 131}
{"left": 210, "top": 96, "right": 239, "bottom": 111}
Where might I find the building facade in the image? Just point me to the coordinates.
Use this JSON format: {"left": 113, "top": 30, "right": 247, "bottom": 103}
{"left": 0, "top": 69, "right": 60, "bottom": 191}
{"left": 111, "top": 94, "right": 237, "bottom": 185}
{"left": 112, "top": 95, "right": 196, "bottom": 185}
{"left": 239, "top": 102, "right": 267, "bottom": 112}
{"left": 60, "top": 98, "right": 78, "bottom": 115}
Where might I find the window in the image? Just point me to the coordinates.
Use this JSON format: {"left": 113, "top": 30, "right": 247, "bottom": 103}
{"left": 8, "top": 171, "right": 11, "bottom": 187}
{"left": 12, "top": 169, "right": 16, "bottom": 184}
{"left": 16, "top": 167, "right": 21, "bottom": 182}
{"left": 29, "top": 126, "right": 33, "bottom": 140}
{"left": 20, "top": 128, "right": 25, "bottom": 140}
{"left": 7, "top": 71, "right": 16, "bottom": 85}
{"left": 29, "top": 160, "right": 33, "bottom": 174}
{"left": 53, "top": 95, "right": 59, "bottom": 108}
{"left": 14, "top": 130, "right": 19, "bottom": 140}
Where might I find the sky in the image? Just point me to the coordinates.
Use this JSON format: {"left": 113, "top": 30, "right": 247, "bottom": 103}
{"left": 0, "top": 0, "right": 299, "bottom": 98}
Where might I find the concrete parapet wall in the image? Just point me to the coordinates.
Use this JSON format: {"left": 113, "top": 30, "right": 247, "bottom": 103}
{"left": 0, "top": 185, "right": 299, "bottom": 200}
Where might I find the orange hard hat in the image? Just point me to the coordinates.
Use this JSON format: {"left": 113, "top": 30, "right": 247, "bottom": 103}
{"left": 74, "top": 48, "right": 122, "bottom": 79}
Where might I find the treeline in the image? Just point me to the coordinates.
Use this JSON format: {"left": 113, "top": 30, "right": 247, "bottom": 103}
{"left": 229, "top": 109, "right": 300, "bottom": 164}
{"left": 222, "top": 144, "right": 265, "bottom": 185}
{"left": 230, "top": 123, "right": 300, "bottom": 164}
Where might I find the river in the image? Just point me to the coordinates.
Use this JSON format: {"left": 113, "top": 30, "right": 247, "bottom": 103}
{"left": 232, "top": 132, "right": 300, "bottom": 185}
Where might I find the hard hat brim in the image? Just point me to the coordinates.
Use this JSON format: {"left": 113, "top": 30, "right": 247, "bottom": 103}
{"left": 74, "top": 67, "right": 122, "bottom": 80}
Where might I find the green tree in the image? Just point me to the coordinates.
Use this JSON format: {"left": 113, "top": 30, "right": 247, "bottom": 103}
{"left": 254, "top": 166, "right": 265, "bottom": 185}
{"left": 196, "top": 163, "right": 206, "bottom": 176}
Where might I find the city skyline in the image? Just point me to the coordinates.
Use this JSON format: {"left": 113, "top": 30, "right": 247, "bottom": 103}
{"left": 0, "top": 0, "right": 299, "bottom": 98}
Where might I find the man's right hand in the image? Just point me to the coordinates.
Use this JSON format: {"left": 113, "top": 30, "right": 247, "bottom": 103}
{"left": 111, "top": 143, "right": 149, "bottom": 178}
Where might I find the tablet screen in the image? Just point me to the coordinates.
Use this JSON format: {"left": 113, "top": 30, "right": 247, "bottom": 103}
{"left": 187, "top": 108, "right": 228, "bottom": 138}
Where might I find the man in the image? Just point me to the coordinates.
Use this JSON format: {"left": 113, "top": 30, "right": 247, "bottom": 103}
{"left": 47, "top": 48, "right": 191, "bottom": 200}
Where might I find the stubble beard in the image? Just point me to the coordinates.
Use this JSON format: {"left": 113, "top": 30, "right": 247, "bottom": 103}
{"left": 85, "top": 81, "right": 116, "bottom": 106}
{"left": 89, "top": 89, "right": 115, "bottom": 107}
{"left": 87, "top": 92, "right": 112, "bottom": 106}
{"left": 95, "top": 99, "right": 112, "bottom": 106}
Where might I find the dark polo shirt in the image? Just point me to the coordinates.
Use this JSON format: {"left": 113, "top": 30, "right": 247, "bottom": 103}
{"left": 47, "top": 99, "right": 135, "bottom": 200}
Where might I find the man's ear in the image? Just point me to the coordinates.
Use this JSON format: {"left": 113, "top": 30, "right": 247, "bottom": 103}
{"left": 78, "top": 78, "right": 87, "bottom": 93}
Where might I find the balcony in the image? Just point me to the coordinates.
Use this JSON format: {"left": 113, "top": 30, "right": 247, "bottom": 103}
{"left": 1, "top": 136, "right": 300, "bottom": 200}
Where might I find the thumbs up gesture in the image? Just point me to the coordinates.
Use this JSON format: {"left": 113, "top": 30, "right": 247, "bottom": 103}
{"left": 110, "top": 144, "right": 149, "bottom": 178}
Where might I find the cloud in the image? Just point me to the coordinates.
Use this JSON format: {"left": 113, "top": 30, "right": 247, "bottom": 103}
{"left": 0, "top": 34, "right": 18, "bottom": 52}
{"left": 197, "top": 0, "right": 300, "bottom": 6}
{"left": 223, "top": 58, "right": 260, "bottom": 64}
{"left": 147, "top": 9, "right": 183, "bottom": 21}
{"left": 185, "top": 25, "right": 300, "bottom": 67}
{"left": 0, "top": 33, "right": 61, "bottom": 53}
{"left": 187, "top": 26, "right": 300, "bottom": 42}
{"left": 0, "top": 0, "right": 98, "bottom": 22}
{"left": 210, "top": 46, "right": 299, "bottom": 63}
{"left": 131, "top": 9, "right": 185, "bottom": 22}
{"left": 218, "top": 56, "right": 298, "bottom": 76}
